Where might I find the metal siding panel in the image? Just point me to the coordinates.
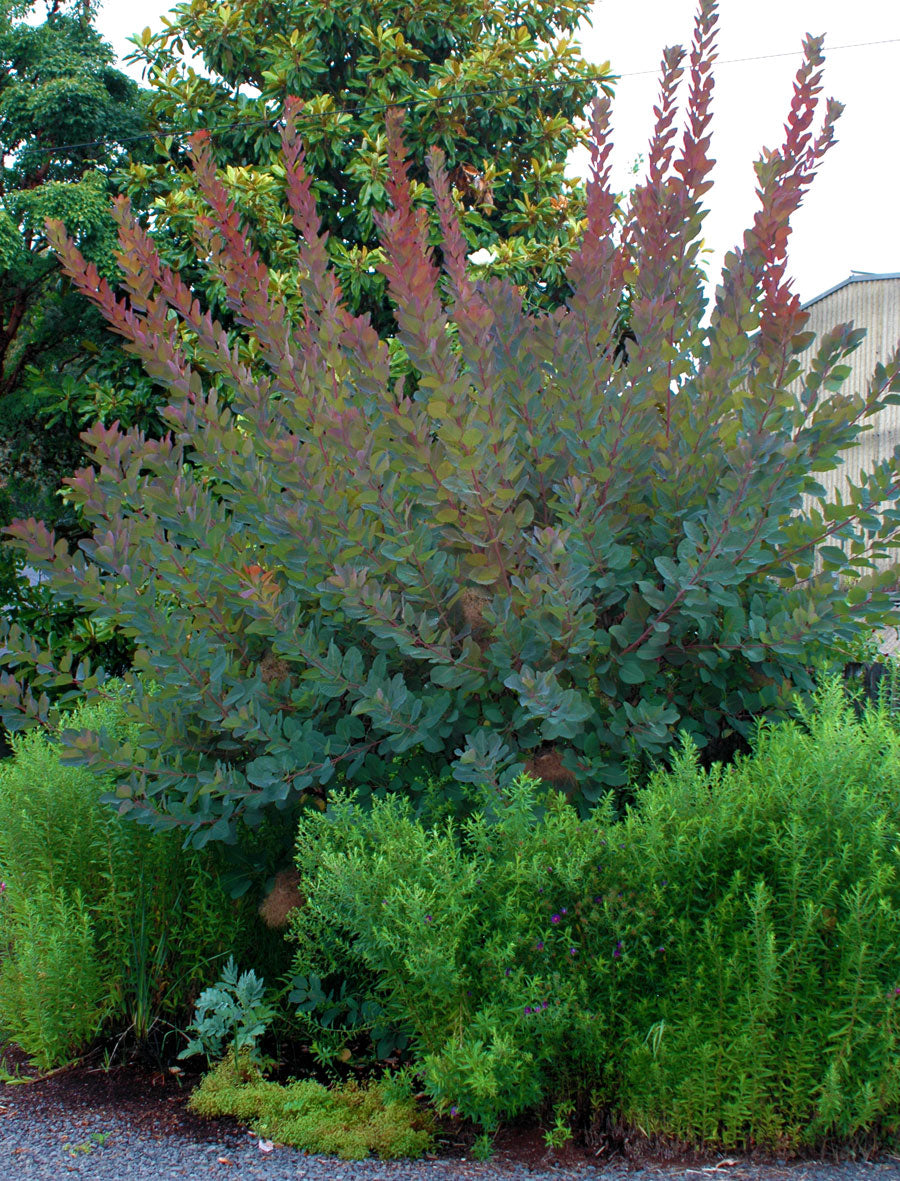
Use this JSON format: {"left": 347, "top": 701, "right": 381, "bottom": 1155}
{"left": 797, "top": 278, "right": 900, "bottom": 569}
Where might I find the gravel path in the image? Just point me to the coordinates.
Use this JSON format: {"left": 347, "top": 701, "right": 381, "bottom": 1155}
{"left": 2, "top": 1067, "right": 900, "bottom": 1181}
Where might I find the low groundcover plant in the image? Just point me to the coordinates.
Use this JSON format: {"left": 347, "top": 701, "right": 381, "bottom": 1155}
{"left": 188, "top": 1056, "right": 434, "bottom": 1160}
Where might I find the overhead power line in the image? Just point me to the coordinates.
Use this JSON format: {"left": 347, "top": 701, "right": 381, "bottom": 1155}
{"left": 7, "top": 34, "right": 900, "bottom": 161}
{"left": 617, "top": 35, "right": 900, "bottom": 76}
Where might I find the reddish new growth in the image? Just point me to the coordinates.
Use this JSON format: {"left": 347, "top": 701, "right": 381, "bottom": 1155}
{"left": 0, "top": 0, "right": 897, "bottom": 843}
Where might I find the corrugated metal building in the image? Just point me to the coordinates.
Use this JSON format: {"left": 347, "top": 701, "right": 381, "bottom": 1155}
{"left": 800, "top": 271, "right": 900, "bottom": 502}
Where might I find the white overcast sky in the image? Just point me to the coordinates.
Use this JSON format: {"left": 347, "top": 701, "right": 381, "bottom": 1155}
{"left": 97, "top": 0, "right": 900, "bottom": 304}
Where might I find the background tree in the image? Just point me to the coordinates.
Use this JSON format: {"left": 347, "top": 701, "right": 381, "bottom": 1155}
{"left": 0, "top": 0, "right": 149, "bottom": 707}
{"left": 123, "top": 0, "right": 609, "bottom": 331}
{"left": 0, "top": 0, "right": 149, "bottom": 403}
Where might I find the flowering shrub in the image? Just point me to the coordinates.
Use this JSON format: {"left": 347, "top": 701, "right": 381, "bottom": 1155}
{"left": 290, "top": 681, "right": 900, "bottom": 1145}
{"left": 290, "top": 773, "right": 630, "bottom": 1131}
{"left": 1, "top": 3, "right": 900, "bottom": 843}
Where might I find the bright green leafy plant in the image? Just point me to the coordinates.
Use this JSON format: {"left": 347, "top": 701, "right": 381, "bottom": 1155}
{"left": 613, "top": 680, "right": 900, "bottom": 1146}
{"left": 543, "top": 1098, "right": 575, "bottom": 1149}
{"left": 0, "top": 885, "right": 104, "bottom": 1070}
{"left": 289, "top": 771, "right": 632, "bottom": 1131}
{"left": 0, "top": 684, "right": 277, "bottom": 1067}
{"left": 2, "top": 2, "right": 900, "bottom": 844}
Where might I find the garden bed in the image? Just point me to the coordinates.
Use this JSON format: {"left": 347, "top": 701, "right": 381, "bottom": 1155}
{"left": 1, "top": 1050, "right": 899, "bottom": 1181}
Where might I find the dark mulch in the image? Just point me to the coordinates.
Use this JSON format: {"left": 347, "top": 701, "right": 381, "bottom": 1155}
{"left": 3, "top": 1047, "right": 900, "bottom": 1180}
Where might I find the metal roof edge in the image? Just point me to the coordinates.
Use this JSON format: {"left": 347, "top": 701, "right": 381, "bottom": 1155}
{"left": 802, "top": 271, "right": 900, "bottom": 310}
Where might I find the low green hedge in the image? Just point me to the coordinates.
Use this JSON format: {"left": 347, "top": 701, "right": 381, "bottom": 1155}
{"left": 0, "top": 685, "right": 266, "bottom": 1068}
{"left": 288, "top": 679, "right": 900, "bottom": 1149}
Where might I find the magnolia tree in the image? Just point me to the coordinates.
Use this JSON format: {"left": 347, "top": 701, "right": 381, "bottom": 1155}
{"left": 2, "top": 0, "right": 899, "bottom": 847}
{"left": 123, "top": 0, "right": 607, "bottom": 329}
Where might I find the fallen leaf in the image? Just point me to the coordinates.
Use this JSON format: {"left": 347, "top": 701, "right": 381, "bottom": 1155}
{"left": 258, "top": 1138, "right": 274, "bottom": 1154}
{"left": 217, "top": 1156, "right": 232, "bottom": 1165}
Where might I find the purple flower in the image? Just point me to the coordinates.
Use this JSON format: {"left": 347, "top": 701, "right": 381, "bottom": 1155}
{"left": 524, "top": 1006, "right": 532, "bottom": 1015}
{"left": 551, "top": 914, "right": 561, "bottom": 925}
{"left": 613, "top": 941, "right": 623, "bottom": 959}
{"left": 536, "top": 941, "right": 544, "bottom": 951}
{"left": 0, "top": 882, "right": 6, "bottom": 894}
{"left": 561, "top": 908, "right": 567, "bottom": 915}
{"left": 542, "top": 1001, "right": 549, "bottom": 1009}
{"left": 450, "top": 1107, "right": 458, "bottom": 1118}
{"left": 505, "top": 968, "right": 511, "bottom": 976}
{"left": 569, "top": 948, "right": 577, "bottom": 956}
{"left": 425, "top": 915, "right": 432, "bottom": 923}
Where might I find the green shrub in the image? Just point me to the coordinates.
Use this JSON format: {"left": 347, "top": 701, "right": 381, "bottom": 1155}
{"left": 188, "top": 1056, "right": 433, "bottom": 1160}
{"left": 614, "top": 679, "right": 900, "bottom": 1146}
{"left": 290, "top": 681, "right": 900, "bottom": 1147}
{"left": 0, "top": 887, "right": 104, "bottom": 1070}
{"left": 0, "top": 684, "right": 277, "bottom": 1066}
{"left": 291, "top": 774, "right": 631, "bottom": 1131}
{"left": 3, "top": 11, "right": 900, "bottom": 845}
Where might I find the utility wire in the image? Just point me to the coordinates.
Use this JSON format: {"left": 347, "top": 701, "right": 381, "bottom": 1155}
{"left": 7, "top": 34, "right": 900, "bottom": 161}
{"left": 618, "top": 34, "right": 900, "bottom": 76}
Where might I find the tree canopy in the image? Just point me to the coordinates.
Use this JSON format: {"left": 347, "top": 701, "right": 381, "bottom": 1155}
{"left": 123, "top": 0, "right": 610, "bottom": 329}
{"left": 0, "top": 0, "right": 147, "bottom": 399}
{"left": 0, "top": 0, "right": 150, "bottom": 675}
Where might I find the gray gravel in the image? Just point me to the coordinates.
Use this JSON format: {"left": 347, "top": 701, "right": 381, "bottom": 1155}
{"left": 2, "top": 1073, "right": 900, "bottom": 1181}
